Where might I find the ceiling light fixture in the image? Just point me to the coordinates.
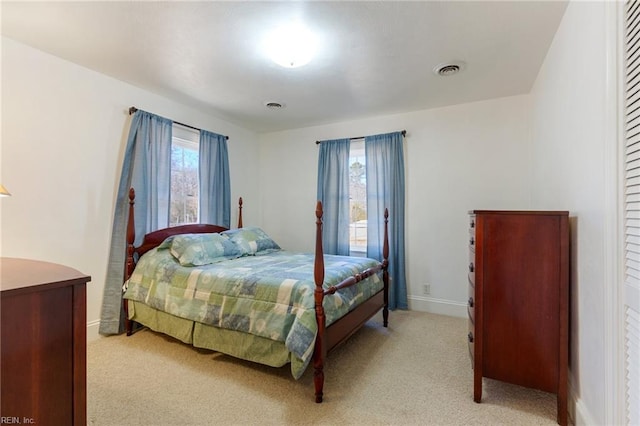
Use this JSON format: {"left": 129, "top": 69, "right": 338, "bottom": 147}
{"left": 433, "top": 61, "right": 466, "bottom": 77}
{"left": 264, "top": 22, "right": 317, "bottom": 68}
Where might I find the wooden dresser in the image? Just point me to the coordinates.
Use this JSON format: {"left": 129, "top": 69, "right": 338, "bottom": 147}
{"left": 1, "top": 258, "right": 91, "bottom": 426}
{"left": 467, "top": 211, "right": 569, "bottom": 426}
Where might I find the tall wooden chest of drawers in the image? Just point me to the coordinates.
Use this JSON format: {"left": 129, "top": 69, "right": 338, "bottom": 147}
{"left": 467, "top": 211, "right": 569, "bottom": 426}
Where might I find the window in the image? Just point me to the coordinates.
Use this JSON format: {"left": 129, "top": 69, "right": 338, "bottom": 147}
{"left": 349, "top": 140, "right": 366, "bottom": 254}
{"left": 170, "top": 126, "right": 199, "bottom": 226}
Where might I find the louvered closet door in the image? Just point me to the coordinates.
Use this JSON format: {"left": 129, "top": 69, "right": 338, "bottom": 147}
{"left": 624, "top": 2, "right": 640, "bottom": 424}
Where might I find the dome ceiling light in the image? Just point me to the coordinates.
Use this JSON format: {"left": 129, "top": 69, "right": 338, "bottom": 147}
{"left": 264, "top": 22, "right": 317, "bottom": 68}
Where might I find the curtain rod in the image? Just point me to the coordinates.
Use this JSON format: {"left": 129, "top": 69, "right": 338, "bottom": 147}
{"left": 129, "top": 107, "right": 229, "bottom": 140}
{"left": 315, "top": 130, "right": 406, "bottom": 145}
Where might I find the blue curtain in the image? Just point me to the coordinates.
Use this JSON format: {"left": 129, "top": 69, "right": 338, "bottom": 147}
{"left": 365, "top": 131, "right": 407, "bottom": 310}
{"left": 199, "top": 130, "right": 230, "bottom": 227}
{"left": 316, "top": 139, "right": 351, "bottom": 255}
{"left": 99, "top": 110, "right": 172, "bottom": 335}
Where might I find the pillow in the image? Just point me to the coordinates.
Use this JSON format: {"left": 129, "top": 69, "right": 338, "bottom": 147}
{"left": 222, "top": 227, "right": 281, "bottom": 256}
{"left": 166, "top": 233, "right": 243, "bottom": 266}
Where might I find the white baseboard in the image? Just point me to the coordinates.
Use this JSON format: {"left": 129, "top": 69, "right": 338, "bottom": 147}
{"left": 571, "top": 387, "right": 598, "bottom": 426}
{"left": 569, "top": 372, "right": 600, "bottom": 426}
{"left": 408, "top": 295, "right": 467, "bottom": 318}
{"left": 87, "top": 319, "right": 102, "bottom": 343}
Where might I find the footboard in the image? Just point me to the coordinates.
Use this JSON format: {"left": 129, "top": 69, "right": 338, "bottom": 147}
{"left": 312, "top": 201, "right": 389, "bottom": 403}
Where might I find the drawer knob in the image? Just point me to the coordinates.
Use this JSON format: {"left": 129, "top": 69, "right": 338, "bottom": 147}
{"left": 469, "top": 263, "right": 474, "bottom": 273}
{"left": 468, "top": 332, "right": 474, "bottom": 343}
{"left": 470, "top": 220, "right": 475, "bottom": 228}
{"left": 468, "top": 297, "right": 474, "bottom": 307}
{"left": 469, "top": 237, "right": 475, "bottom": 246}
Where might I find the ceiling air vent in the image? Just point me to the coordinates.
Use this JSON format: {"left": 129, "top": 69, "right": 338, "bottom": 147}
{"left": 433, "top": 61, "right": 466, "bottom": 77}
{"left": 264, "top": 101, "right": 285, "bottom": 109}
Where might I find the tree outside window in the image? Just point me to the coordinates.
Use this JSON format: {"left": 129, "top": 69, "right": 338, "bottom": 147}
{"left": 170, "top": 131, "right": 199, "bottom": 226}
{"left": 349, "top": 140, "right": 366, "bottom": 254}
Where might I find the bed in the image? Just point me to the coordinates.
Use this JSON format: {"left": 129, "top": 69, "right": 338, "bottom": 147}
{"left": 121, "top": 188, "right": 389, "bottom": 402}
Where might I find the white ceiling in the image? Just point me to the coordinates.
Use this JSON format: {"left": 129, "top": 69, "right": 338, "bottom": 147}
{"left": 1, "top": 1, "right": 568, "bottom": 133}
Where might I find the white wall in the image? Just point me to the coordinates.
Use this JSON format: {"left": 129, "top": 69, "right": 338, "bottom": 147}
{"left": 259, "top": 95, "right": 533, "bottom": 316}
{"left": 528, "top": 2, "right": 611, "bottom": 425}
{"left": 0, "top": 37, "right": 261, "bottom": 341}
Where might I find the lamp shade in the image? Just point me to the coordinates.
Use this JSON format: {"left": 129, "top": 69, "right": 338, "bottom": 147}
{"left": 0, "top": 184, "right": 11, "bottom": 197}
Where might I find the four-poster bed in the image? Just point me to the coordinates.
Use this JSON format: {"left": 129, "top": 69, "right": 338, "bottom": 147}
{"left": 121, "top": 188, "right": 390, "bottom": 402}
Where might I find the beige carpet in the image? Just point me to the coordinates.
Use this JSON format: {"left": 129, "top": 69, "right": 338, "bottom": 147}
{"left": 87, "top": 311, "right": 558, "bottom": 425}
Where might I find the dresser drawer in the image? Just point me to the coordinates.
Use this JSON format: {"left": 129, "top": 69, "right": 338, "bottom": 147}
{"left": 467, "top": 324, "right": 474, "bottom": 366}
{"left": 468, "top": 220, "right": 476, "bottom": 285}
{"left": 467, "top": 284, "right": 475, "bottom": 323}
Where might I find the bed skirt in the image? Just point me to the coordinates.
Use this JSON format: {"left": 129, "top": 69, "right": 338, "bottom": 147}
{"left": 127, "top": 300, "right": 308, "bottom": 377}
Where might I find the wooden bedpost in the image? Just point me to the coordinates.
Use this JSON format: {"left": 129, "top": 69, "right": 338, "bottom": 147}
{"left": 312, "top": 201, "right": 326, "bottom": 403}
{"left": 238, "top": 197, "right": 243, "bottom": 228}
{"left": 382, "top": 208, "right": 390, "bottom": 327}
{"left": 124, "top": 188, "right": 136, "bottom": 336}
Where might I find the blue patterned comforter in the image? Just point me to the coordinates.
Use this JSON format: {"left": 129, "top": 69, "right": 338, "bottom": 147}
{"left": 123, "top": 249, "right": 383, "bottom": 378}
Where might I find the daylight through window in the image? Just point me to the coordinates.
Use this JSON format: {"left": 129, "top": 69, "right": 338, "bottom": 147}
{"left": 349, "top": 140, "right": 366, "bottom": 254}
{"left": 170, "top": 126, "right": 199, "bottom": 226}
